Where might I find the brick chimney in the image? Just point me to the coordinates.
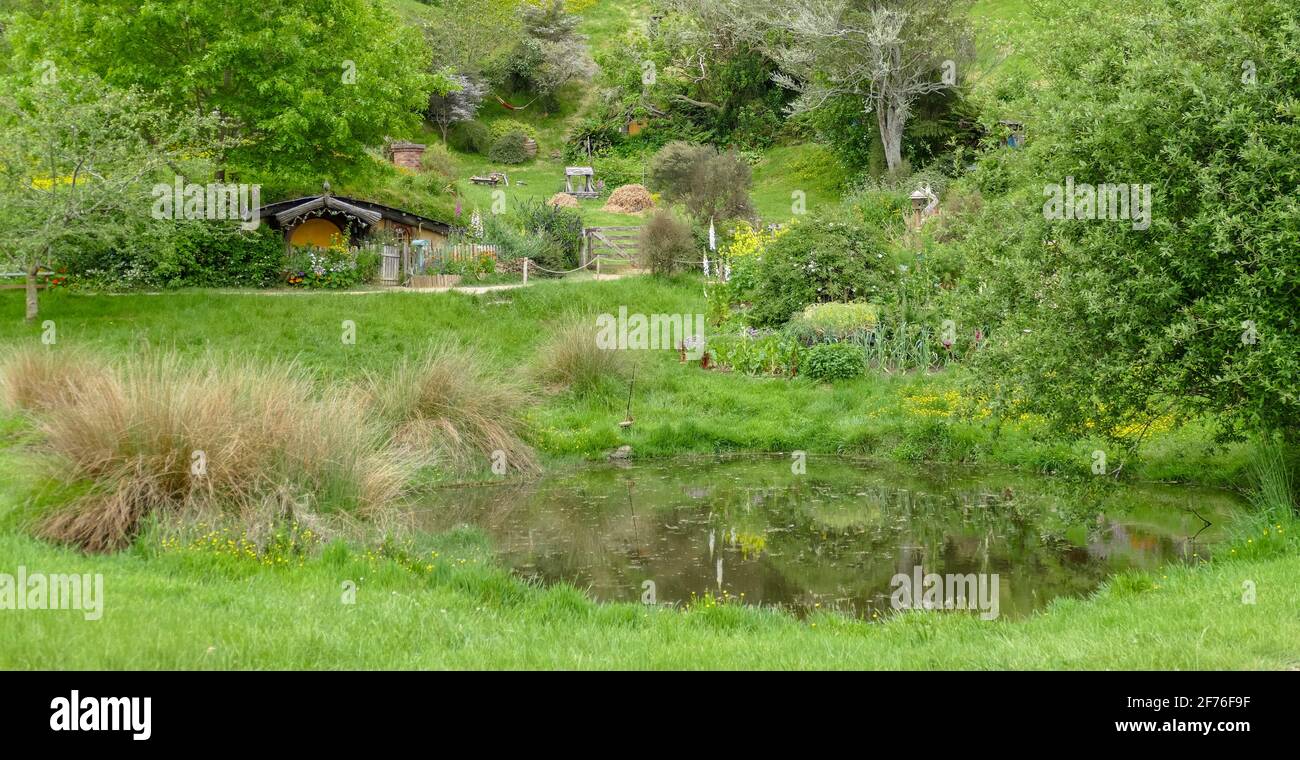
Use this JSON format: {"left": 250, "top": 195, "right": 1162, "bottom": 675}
{"left": 387, "top": 141, "right": 426, "bottom": 170}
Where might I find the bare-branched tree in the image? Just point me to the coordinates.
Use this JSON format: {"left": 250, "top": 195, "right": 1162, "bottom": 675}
{"left": 673, "top": 0, "right": 973, "bottom": 173}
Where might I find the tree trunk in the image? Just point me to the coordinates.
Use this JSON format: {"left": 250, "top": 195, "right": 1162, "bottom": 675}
{"left": 876, "top": 98, "right": 906, "bottom": 175}
{"left": 24, "top": 263, "right": 39, "bottom": 323}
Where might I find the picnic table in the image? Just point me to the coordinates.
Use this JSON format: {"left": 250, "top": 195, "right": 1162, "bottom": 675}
{"left": 470, "top": 172, "right": 509, "bottom": 186}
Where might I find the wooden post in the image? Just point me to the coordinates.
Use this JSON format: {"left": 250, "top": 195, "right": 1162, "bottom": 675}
{"left": 522, "top": 258, "right": 529, "bottom": 285}
{"left": 596, "top": 256, "right": 602, "bottom": 280}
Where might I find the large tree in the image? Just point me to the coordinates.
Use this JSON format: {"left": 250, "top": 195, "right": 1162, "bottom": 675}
{"left": 959, "top": 0, "right": 1300, "bottom": 443}
{"left": 0, "top": 75, "right": 221, "bottom": 321}
{"left": 681, "top": 0, "right": 973, "bottom": 174}
{"left": 6, "top": 0, "right": 431, "bottom": 177}
{"left": 501, "top": 0, "right": 596, "bottom": 105}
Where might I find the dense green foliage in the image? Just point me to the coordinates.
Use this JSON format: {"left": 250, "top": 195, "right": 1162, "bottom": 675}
{"left": 745, "top": 211, "right": 890, "bottom": 327}
{"left": 489, "top": 129, "right": 535, "bottom": 164}
{"left": 7, "top": 0, "right": 432, "bottom": 178}
{"left": 953, "top": 0, "right": 1300, "bottom": 442}
{"left": 72, "top": 223, "right": 287, "bottom": 290}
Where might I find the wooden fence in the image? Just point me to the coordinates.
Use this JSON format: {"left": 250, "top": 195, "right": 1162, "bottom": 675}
{"left": 358, "top": 241, "right": 499, "bottom": 286}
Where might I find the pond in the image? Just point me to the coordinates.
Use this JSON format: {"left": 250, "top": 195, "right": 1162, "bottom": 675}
{"left": 417, "top": 457, "right": 1244, "bottom": 620}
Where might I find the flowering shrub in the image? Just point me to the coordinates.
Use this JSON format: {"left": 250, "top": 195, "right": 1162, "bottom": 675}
{"left": 285, "top": 233, "right": 372, "bottom": 289}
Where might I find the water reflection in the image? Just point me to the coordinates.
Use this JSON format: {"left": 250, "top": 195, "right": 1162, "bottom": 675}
{"left": 416, "top": 457, "right": 1243, "bottom": 620}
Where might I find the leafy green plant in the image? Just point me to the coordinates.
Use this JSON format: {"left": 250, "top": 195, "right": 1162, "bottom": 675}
{"left": 708, "top": 333, "right": 802, "bottom": 376}
{"left": 803, "top": 342, "right": 865, "bottom": 382}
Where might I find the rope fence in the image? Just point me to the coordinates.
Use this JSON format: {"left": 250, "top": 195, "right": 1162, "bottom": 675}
{"left": 522, "top": 254, "right": 625, "bottom": 282}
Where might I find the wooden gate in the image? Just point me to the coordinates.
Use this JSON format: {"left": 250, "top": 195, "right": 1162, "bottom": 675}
{"left": 582, "top": 226, "right": 641, "bottom": 266}
{"left": 379, "top": 244, "right": 401, "bottom": 285}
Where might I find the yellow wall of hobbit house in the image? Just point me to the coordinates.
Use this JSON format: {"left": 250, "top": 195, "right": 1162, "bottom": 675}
{"left": 289, "top": 218, "right": 344, "bottom": 248}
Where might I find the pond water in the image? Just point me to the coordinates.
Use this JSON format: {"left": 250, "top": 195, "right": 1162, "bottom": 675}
{"left": 417, "top": 457, "right": 1244, "bottom": 620}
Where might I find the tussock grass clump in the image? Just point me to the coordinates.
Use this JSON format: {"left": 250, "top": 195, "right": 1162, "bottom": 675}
{"left": 366, "top": 341, "right": 538, "bottom": 474}
{"left": 0, "top": 346, "right": 106, "bottom": 412}
{"left": 1, "top": 351, "right": 410, "bottom": 552}
{"left": 532, "top": 318, "right": 633, "bottom": 397}
{"left": 1247, "top": 440, "right": 1296, "bottom": 522}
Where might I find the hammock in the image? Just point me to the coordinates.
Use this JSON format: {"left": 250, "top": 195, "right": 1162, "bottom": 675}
{"left": 494, "top": 94, "right": 541, "bottom": 111}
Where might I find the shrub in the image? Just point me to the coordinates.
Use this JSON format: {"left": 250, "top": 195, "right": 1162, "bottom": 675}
{"left": 532, "top": 319, "right": 633, "bottom": 396}
{"left": 513, "top": 199, "right": 584, "bottom": 271}
{"left": 365, "top": 341, "right": 537, "bottom": 474}
{"left": 2, "top": 351, "right": 408, "bottom": 552}
{"left": 488, "top": 118, "right": 540, "bottom": 143}
{"left": 449, "top": 120, "right": 493, "bottom": 154}
{"left": 482, "top": 213, "right": 561, "bottom": 268}
{"left": 489, "top": 129, "right": 533, "bottom": 164}
{"left": 803, "top": 342, "right": 866, "bottom": 382}
{"left": 746, "top": 209, "right": 891, "bottom": 327}
{"left": 592, "top": 152, "right": 646, "bottom": 189}
{"left": 66, "top": 220, "right": 284, "bottom": 290}
{"left": 648, "top": 141, "right": 754, "bottom": 222}
{"left": 638, "top": 209, "right": 696, "bottom": 276}
{"left": 420, "top": 143, "right": 460, "bottom": 178}
{"left": 956, "top": 0, "right": 1300, "bottom": 442}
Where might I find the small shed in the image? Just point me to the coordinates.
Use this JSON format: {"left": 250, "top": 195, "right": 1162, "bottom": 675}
{"left": 564, "top": 166, "right": 599, "bottom": 199}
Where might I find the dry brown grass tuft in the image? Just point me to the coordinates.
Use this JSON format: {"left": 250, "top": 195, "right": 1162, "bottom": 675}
{"left": 0, "top": 346, "right": 108, "bottom": 413}
{"left": 366, "top": 341, "right": 538, "bottom": 474}
{"left": 3, "top": 351, "right": 411, "bottom": 552}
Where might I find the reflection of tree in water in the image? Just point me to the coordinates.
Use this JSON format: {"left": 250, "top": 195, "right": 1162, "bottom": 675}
{"left": 411, "top": 457, "right": 1245, "bottom": 619}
